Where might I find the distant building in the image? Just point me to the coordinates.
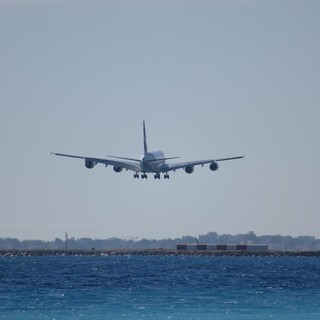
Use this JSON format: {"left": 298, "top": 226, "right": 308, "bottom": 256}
{"left": 176, "top": 244, "right": 268, "bottom": 251}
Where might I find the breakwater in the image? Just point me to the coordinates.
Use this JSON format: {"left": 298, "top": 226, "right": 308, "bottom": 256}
{"left": 1, "top": 249, "right": 320, "bottom": 257}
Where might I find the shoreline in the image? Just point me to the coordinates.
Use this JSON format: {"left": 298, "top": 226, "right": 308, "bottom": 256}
{"left": 1, "top": 249, "right": 320, "bottom": 257}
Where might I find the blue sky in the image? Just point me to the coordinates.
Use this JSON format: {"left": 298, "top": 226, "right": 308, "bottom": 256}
{"left": 1, "top": 0, "right": 319, "bottom": 240}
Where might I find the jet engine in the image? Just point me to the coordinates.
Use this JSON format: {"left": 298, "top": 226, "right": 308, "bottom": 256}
{"left": 185, "top": 166, "right": 194, "bottom": 174}
{"left": 113, "top": 166, "right": 123, "bottom": 173}
{"left": 209, "top": 161, "right": 219, "bottom": 171}
{"left": 85, "top": 160, "right": 96, "bottom": 169}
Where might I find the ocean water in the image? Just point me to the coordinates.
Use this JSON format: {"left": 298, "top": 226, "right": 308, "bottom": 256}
{"left": 0, "top": 255, "right": 320, "bottom": 319}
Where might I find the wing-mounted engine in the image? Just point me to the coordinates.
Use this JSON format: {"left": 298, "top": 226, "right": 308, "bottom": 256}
{"left": 113, "top": 166, "right": 123, "bottom": 173}
{"left": 185, "top": 166, "right": 194, "bottom": 174}
{"left": 209, "top": 161, "right": 219, "bottom": 171}
{"left": 85, "top": 160, "right": 97, "bottom": 169}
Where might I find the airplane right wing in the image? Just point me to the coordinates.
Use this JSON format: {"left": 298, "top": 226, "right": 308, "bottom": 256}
{"left": 51, "top": 152, "right": 141, "bottom": 172}
{"left": 163, "top": 156, "right": 244, "bottom": 173}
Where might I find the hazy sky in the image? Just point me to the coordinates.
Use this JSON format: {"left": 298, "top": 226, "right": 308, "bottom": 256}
{"left": 1, "top": 0, "right": 319, "bottom": 241}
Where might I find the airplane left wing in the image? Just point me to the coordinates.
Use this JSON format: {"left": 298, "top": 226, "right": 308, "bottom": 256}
{"left": 163, "top": 156, "right": 244, "bottom": 173}
{"left": 51, "top": 152, "right": 141, "bottom": 172}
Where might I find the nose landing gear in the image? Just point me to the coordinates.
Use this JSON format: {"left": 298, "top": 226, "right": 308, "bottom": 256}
{"left": 154, "top": 173, "right": 161, "bottom": 179}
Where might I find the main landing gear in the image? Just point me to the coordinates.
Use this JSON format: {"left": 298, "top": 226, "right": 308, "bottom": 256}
{"left": 134, "top": 173, "right": 148, "bottom": 179}
{"left": 154, "top": 173, "right": 170, "bottom": 179}
{"left": 133, "top": 173, "right": 170, "bottom": 179}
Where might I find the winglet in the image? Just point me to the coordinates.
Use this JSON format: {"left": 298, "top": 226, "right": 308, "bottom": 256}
{"left": 143, "top": 120, "right": 148, "bottom": 156}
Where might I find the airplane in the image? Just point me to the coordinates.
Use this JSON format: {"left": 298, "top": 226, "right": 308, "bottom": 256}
{"left": 51, "top": 121, "right": 244, "bottom": 179}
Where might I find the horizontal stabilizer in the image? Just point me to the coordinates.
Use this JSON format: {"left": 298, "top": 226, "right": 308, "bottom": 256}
{"left": 215, "top": 155, "right": 245, "bottom": 162}
{"left": 146, "top": 156, "right": 180, "bottom": 162}
{"left": 106, "top": 155, "right": 141, "bottom": 162}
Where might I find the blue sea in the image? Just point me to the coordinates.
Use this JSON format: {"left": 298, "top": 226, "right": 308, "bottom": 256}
{"left": 1, "top": 255, "right": 320, "bottom": 319}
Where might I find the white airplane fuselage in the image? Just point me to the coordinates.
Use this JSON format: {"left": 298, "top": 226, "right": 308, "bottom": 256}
{"left": 141, "top": 150, "right": 165, "bottom": 173}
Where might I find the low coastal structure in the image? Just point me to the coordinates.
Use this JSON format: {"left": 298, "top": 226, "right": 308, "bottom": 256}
{"left": 176, "top": 244, "right": 268, "bottom": 251}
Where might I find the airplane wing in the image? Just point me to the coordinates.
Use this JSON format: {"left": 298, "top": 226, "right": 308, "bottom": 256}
{"left": 51, "top": 152, "right": 141, "bottom": 172}
{"left": 163, "top": 156, "right": 244, "bottom": 172}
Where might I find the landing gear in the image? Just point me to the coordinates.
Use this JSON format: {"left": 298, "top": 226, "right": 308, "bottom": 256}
{"left": 134, "top": 173, "right": 169, "bottom": 180}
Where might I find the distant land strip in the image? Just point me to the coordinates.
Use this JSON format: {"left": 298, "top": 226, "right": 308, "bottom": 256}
{"left": 2, "top": 232, "right": 320, "bottom": 251}
{"left": 1, "top": 249, "right": 320, "bottom": 257}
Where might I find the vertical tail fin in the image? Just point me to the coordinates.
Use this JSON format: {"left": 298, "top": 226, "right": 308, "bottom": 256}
{"left": 143, "top": 120, "right": 148, "bottom": 156}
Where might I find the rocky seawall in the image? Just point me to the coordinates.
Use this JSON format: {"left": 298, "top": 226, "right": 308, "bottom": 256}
{"left": 1, "top": 249, "right": 320, "bottom": 257}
